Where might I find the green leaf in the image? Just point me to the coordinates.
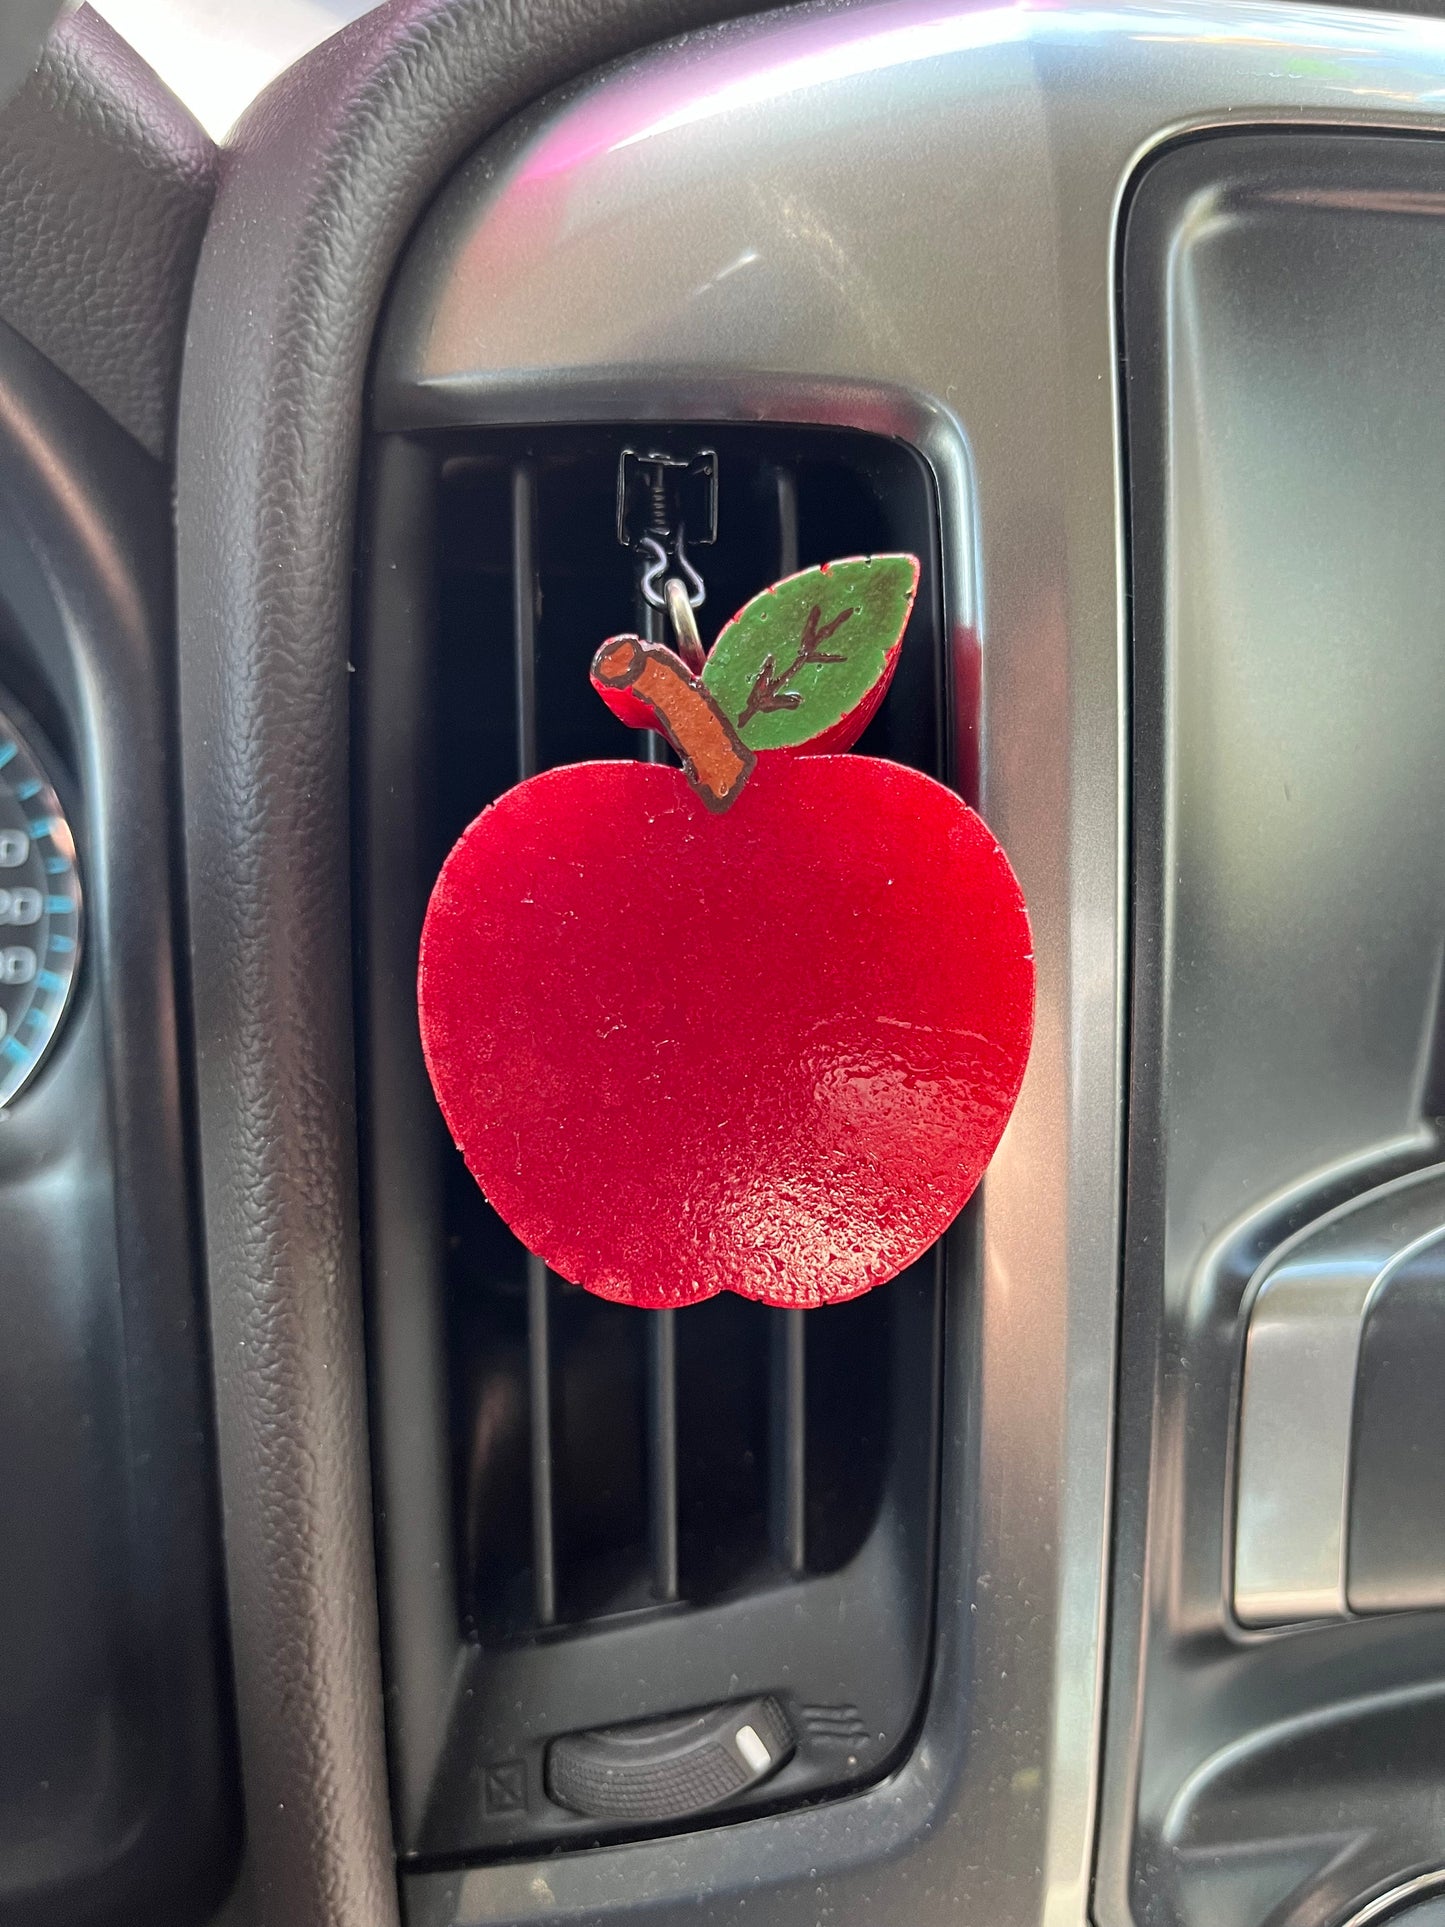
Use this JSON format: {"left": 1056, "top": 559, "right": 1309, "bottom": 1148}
{"left": 701, "top": 555, "right": 919, "bottom": 750}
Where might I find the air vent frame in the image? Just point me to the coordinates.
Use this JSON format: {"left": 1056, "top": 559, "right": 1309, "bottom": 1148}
{"left": 357, "top": 422, "right": 952, "bottom": 1859}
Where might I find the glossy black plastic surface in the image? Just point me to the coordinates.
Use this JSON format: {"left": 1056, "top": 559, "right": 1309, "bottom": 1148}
{"left": 0, "top": 317, "right": 236, "bottom": 1924}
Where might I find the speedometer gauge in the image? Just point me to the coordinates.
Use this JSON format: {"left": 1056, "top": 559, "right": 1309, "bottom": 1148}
{"left": 0, "top": 699, "right": 81, "bottom": 1108}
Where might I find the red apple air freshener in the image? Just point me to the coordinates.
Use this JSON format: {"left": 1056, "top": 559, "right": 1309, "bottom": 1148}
{"left": 418, "top": 550, "right": 1034, "bottom": 1311}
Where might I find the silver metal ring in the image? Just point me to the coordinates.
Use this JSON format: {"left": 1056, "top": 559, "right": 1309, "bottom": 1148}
{"left": 664, "top": 577, "right": 706, "bottom": 674}
{"left": 1341, "top": 1871, "right": 1445, "bottom": 1927}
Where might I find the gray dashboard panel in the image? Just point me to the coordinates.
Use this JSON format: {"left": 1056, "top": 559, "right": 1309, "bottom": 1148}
{"left": 367, "top": 5, "right": 1445, "bottom": 1927}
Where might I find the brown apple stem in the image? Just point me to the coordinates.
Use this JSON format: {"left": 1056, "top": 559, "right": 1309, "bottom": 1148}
{"left": 592, "top": 637, "right": 755, "bottom": 813}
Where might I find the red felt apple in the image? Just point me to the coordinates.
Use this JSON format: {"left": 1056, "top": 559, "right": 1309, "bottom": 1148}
{"left": 418, "top": 552, "right": 1033, "bottom": 1310}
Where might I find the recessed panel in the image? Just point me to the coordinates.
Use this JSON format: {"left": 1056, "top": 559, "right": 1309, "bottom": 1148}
{"left": 1107, "top": 132, "right": 1445, "bottom": 1927}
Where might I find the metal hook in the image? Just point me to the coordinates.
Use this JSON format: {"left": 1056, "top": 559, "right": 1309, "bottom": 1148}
{"left": 672, "top": 533, "right": 706, "bottom": 609}
{"left": 637, "top": 535, "right": 668, "bottom": 609}
{"left": 638, "top": 531, "right": 706, "bottom": 611}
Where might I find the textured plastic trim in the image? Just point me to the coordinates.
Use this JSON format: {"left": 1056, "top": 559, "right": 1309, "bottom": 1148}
{"left": 0, "top": 8, "right": 216, "bottom": 458}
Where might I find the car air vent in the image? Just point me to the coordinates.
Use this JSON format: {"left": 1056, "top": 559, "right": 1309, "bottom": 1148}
{"left": 359, "top": 424, "right": 949, "bottom": 1859}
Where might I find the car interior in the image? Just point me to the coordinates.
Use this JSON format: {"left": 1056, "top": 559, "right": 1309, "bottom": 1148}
{"left": 1, "top": 2, "right": 1444, "bottom": 1925}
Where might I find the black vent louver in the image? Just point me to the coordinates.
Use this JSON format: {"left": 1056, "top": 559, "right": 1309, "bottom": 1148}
{"left": 360, "top": 424, "right": 949, "bottom": 1860}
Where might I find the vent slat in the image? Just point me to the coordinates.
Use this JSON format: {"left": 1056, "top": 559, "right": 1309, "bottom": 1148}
{"left": 766, "top": 467, "right": 808, "bottom": 1577}
{"left": 641, "top": 595, "right": 667, "bottom": 764}
{"left": 633, "top": 538, "right": 680, "bottom": 1601}
{"left": 512, "top": 462, "right": 539, "bottom": 780}
{"left": 526, "top": 1258, "right": 558, "bottom": 1625}
{"left": 774, "top": 464, "right": 800, "bottom": 577}
{"left": 647, "top": 1310, "right": 680, "bottom": 1599}
{"left": 769, "top": 1311, "right": 807, "bottom": 1576}
{"left": 513, "top": 461, "right": 558, "bottom": 1627}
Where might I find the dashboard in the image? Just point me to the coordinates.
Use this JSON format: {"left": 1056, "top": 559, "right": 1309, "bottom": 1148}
{"left": 3, "top": 3, "right": 1445, "bottom": 1927}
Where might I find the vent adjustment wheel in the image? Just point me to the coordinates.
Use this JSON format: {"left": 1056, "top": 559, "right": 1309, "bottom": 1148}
{"left": 547, "top": 1696, "right": 793, "bottom": 1823}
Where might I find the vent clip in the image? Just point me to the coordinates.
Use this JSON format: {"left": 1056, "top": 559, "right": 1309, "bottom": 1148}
{"left": 617, "top": 447, "right": 717, "bottom": 615}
